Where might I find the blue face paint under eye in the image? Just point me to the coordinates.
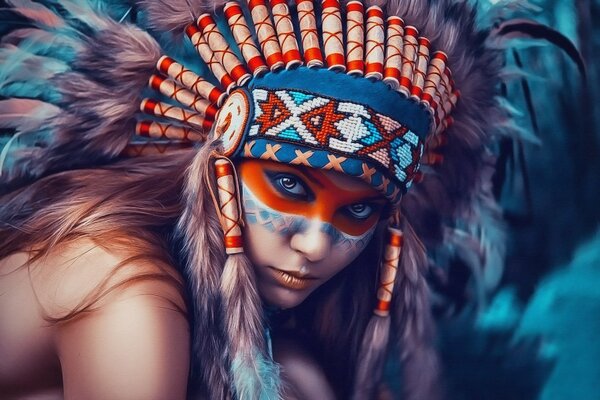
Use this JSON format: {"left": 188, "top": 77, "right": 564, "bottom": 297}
{"left": 242, "top": 184, "right": 376, "bottom": 253}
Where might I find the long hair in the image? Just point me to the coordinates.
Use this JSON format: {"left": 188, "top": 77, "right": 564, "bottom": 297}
{"left": 0, "top": 150, "right": 195, "bottom": 321}
{"left": 0, "top": 137, "right": 430, "bottom": 398}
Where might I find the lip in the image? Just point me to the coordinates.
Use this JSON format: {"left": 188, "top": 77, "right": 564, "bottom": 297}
{"left": 268, "top": 267, "right": 317, "bottom": 290}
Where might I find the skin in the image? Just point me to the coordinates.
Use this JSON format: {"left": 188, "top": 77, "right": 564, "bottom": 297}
{"left": 237, "top": 159, "right": 386, "bottom": 310}
{"left": 0, "top": 240, "right": 189, "bottom": 400}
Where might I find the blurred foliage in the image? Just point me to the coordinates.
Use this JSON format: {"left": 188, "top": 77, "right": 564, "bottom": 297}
{"left": 438, "top": 0, "right": 600, "bottom": 399}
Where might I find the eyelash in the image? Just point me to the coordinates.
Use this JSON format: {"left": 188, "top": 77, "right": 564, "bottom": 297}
{"left": 269, "top": 172, "right": 313, "bottom": 200}
{"left": 344, "top": 203, "right": 376, "bottom": 220}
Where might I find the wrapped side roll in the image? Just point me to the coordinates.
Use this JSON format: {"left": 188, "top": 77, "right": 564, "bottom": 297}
{"left": 383, "top": 16, "right": 404, "bottom": 89}
{"left": 214, "top": 158, "right": 244, "bottom": 254}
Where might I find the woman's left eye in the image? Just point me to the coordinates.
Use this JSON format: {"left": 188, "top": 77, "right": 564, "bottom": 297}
{"left": 345, "top": 203, "right": 374, "bottom": 219}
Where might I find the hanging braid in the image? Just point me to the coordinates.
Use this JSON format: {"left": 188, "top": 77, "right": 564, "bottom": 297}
{"left": 177, "top": 139, "right": 231, "bottom": 398}
{"left": 393, "top": 220, "right": 442, "bottom": 400}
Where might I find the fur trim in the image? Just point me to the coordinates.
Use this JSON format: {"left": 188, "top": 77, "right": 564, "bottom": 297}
{"left": 393, "top": 220, "right": 442, "bottom": 400}
{"left": 177, "top": 138, "right": 231, "bottom": 398}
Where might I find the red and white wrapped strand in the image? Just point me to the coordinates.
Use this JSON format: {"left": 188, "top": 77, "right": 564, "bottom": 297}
{"left": 148, "top": 74, "right": 218, "bottom": 120}
{"left": 186, "top": 24, "right": 236, "bottom": 93}
{"left": 383, "top": 16, "right": 404, "bottom": 89}
{"left": 248, "top": 0, "right": 285, "bottom": 71}
{"left": 421, "top": 51, "right": 448, "bottom": 112}
{"left": 270, "top": 0, "right": 302, "bottom": 68}
{"left": 296, "top": 0, "right": 323, "bottom": 67}
{"left": 345, "top": 0, "right": 364, "bottom": 75}
{"left": 321, "top": 0, "right": 345, "bottom": 71}
{"left": 135, "top": 120, "right": 206, "bottom": 142}
{"left": 224, "top": 2, "right": 269, "bottom": 76}
{"left": 399, "top": 25, "right": 419, "bottom": 97}
{"left": 197, "top": 13, "right": 251, "bottom": 87}
{"left": 140, "top": 98, "right": 214, "bottom": 132}
{"left": 410, "top": 37, "right": 431, "bottom": 100}
{"left": 214, "top": 158, "right": 244, "bottom": 254}
{"left": 374, "top": 227, "right": 404, "bottom": 317}
{"left": 365, "top": 6, "right": 385, "bottom": 80}
{"left": 157, "top": 56, "right": 225, "bottom": 106}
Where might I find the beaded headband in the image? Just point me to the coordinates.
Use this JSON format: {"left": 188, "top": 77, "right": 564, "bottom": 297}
{"left": 135, "top": 0, "right": 459, "bottom": 202}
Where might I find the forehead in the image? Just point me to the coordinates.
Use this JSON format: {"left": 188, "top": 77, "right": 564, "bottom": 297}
{"left": 237, "top": 159, "right": 378, "bottom": 195}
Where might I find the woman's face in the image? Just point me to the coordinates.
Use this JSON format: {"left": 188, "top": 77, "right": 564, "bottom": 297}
{"left": 237, "top": 159, "right": 386, "bottom": 309}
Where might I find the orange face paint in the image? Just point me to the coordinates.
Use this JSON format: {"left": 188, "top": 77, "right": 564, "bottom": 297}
{"left": 237, "top": 159, "right": 386, "bottom": 236}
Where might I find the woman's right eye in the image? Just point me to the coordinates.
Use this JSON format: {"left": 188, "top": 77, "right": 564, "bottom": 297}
{"left": 268, "top": 173, "right": 312, "bottom": 200}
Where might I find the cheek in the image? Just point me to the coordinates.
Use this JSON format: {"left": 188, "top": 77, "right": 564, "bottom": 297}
{"left": 242, "top": 184, "right": 305, "bottom": 236}
{"left": 317, "top": 225, "right": 376, "bottom": 277}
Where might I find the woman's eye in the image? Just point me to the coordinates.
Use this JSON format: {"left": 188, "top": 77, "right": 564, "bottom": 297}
{"left": 271, "top": 174, "right": 310, "bottom": 199}
{"left": 345, "top": 203, "right": 374, "bottom": 219}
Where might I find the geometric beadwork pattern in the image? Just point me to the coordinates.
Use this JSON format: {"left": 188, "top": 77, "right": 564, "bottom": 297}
{"left": 249, "top": 88, "right": 423, "bottom": 186}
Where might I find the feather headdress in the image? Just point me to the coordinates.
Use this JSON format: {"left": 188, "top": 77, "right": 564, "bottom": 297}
{"left": 0, "top": 0, "right": 581, "bottom": 398}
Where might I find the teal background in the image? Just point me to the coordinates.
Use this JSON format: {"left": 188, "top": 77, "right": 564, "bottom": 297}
{"left": 433, "top": 1, "right": 600, "bottom": 399}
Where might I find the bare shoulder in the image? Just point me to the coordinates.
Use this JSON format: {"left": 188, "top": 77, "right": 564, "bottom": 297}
{"left": 29, "top": 238, "right": 186, "bottom": 318}
{"left": 34, "top": 239, "right": 190, "bottom": 400}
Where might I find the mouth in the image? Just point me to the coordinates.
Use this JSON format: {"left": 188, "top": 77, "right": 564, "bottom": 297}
{"left": 268, "top": 267, "right": 317, "bottom": 290}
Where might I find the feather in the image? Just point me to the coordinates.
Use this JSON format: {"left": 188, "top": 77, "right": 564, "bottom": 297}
{"left": 1, "top": 28, "right": 80, "bottom": 60}
{"left": 0, "top": 81, "right": 62, "bottom": 103}
{"left": 6, "top": 0, "right": 65, "bottom": 28}
{"left": 352, "top": 314, "right": 390, "bottom": 400}
{"left": 0, "top": 47, "right": 69, "bottom": 84}
{"left": 491, "top": 18, "right": 586, "bottom": 80}
{"left": 43, "top": 0, "right": 110, "bottom": 30}
{"left": 0, "top": 99, "right": 60, "bottom": 131}
{"left": 231, "top": 350, "right": 281, "bottom": 400}
{"left": 498, "top": 66, "right": 545, "bottom": 84}
{"left": 136, "top": 0, "right": 210, "bottom": 34}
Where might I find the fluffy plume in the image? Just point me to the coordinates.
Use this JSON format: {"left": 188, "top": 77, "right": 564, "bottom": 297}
{"left": 352, "top": 313, "right": 391, "bottom": 399}
{"left": 0, "top": 0, "right": 162, "bottom": 188}
{"left": 393, "top": 221, "right": 442, "bottom": 400}
{"left": 222, "top": 253, "right": 281, "bottom": 399}
{"left": 137, "top": 0, "right": 210, "bottom": 34}
{"left": 177, "top": 139, "right": 230, "bottom": 398}
{"left": 0, "top": 99, "right": 60, "bottom": 132}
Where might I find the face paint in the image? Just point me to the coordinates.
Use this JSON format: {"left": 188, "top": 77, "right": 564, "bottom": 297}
{"left": 242, "top": 183, "right": 376, "bottom": 253}
{"left": 238, "top": 159, "right": 386, "bottom": 236}
{"left": 237, "top": 159, "right": 386, "bottom": 309}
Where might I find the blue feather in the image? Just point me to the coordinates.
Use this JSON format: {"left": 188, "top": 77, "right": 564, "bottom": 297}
{"left": 231, "top": 350, "right": 281, "bottom": 400}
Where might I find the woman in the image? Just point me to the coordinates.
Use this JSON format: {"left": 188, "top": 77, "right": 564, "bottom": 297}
{"left": 0, "top": 0, "right": 527, "bottom": 398}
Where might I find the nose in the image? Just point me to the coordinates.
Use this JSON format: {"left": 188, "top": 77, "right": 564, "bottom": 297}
{"left": 289, "top": 220, "right": 332, "bottom": 263}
